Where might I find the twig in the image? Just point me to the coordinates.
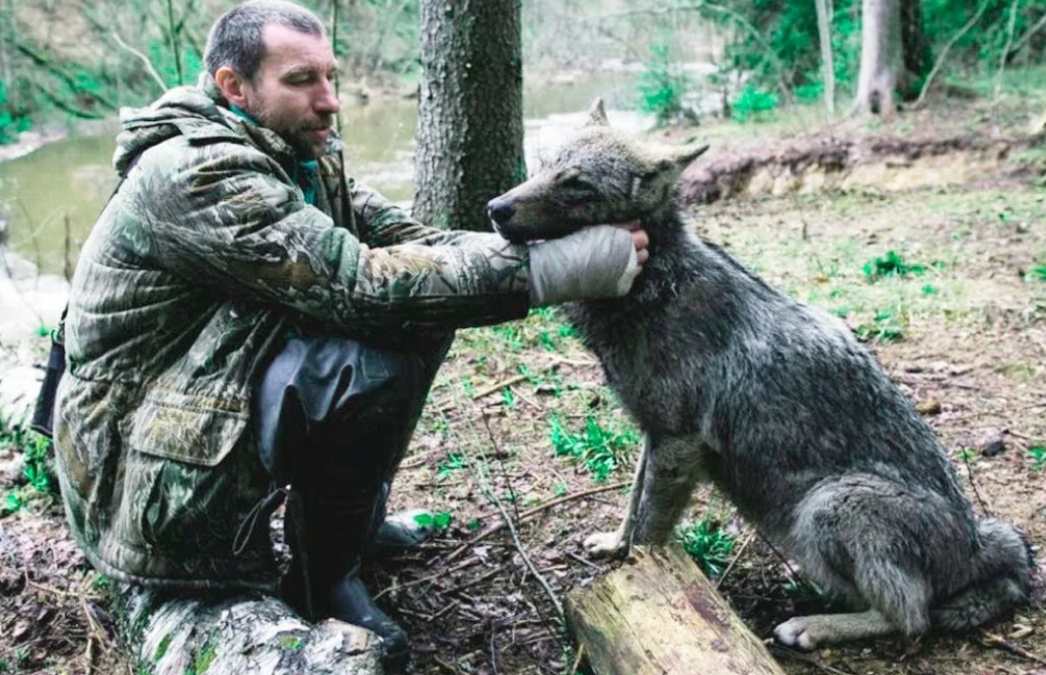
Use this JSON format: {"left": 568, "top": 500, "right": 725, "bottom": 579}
{"left": 436, "top": 480, "right": 630, "bottom": 565}
{"left": 993, "top": 0, "right": 1021, "bottom": 107}
{"left": 111, "top": 31, "right": 167, "bottom": 93}
{"left": 441, "top": 565, "right": 504, "bottom": 596}
{"left": 509, "top": 385, "right": 543, "bottom": 412}
{"left": 1008, "top": 11, "right": 1046, "bottom": 59}
{"left": 471, "top": 374, "right": 529, "bottom": 401}
{"left": 960, "top": 441, "right": 991, "bottom": 517}
{"left": 433, "top": 656, "right": 465, "bottom": 674}
{"left": 981, "top": 632, "right": 1046, "bottom": 666}
{"left": 770, "top": 645, "right": 852, "bottom": 675}
{"left": 373, "top": 556, "right": 481, "bottom": 599}
{"left": 715, "top": 530, "right": 756, "bottom": 590}
{"left": 481, "top": 417, "right": 564, "bottom": 620}
{"left": 568, "top": 644, "right": 585, "bottom": 675}
{"left": 915, "top": 0, "right": 991, "bottom": 106}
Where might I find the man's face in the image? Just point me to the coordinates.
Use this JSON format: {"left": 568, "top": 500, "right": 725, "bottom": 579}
{"left": 241, "top": 24, "right": 340, "bottom": 159}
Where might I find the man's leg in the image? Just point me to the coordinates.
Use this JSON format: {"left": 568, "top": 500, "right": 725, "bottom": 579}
{"left": 252, "top": 332, "right": 452, "bottom": 662}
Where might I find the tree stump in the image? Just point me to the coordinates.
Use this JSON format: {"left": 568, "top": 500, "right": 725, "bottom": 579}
{"left": 566, "top": 545, "right": 786, "bottom": 675}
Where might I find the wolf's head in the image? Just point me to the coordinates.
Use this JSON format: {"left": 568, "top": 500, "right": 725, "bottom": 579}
{"left": 487, "top": 98, "right": 708, "bottom": 243}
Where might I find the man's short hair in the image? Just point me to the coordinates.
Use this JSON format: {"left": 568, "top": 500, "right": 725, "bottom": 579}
{"left": 204, "top": 0, "right": 325, "bottom": 81}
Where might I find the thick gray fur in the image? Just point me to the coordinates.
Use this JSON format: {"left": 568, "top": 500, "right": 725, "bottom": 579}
{"left": 489, "top": 98, "right": 1033, "bottom": 649}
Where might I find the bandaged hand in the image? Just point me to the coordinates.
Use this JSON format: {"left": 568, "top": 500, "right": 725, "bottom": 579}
{"left": 526, "top": 224, "right": 645, "bottom": 307}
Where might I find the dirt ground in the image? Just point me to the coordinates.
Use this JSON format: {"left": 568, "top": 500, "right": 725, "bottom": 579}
{"left": 3, "top": 102, "right": 1046, "bottom": 674}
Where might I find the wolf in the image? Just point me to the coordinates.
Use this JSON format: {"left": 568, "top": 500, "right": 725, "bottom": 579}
{"left": 486, "top": 99, "right": 1032, "bottom": 649}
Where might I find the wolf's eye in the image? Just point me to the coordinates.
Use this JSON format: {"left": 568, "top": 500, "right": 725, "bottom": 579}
{"left": 559, "top": 173, "right": 596, "bottom": 195}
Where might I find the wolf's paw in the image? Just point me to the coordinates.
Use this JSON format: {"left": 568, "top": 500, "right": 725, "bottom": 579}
{"left": 583, "top": 531, "right": 627, "bottom": 558}
{"left": 773, "top": 617, "right": 822, "bottom": 651}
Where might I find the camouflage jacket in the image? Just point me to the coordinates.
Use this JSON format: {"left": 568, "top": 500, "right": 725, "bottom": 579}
{"left": 54, "top": 74, "right": 531, "bottom": 590}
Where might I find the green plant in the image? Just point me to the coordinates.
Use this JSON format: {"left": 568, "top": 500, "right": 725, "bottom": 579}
{"left": 413, "top": 511, "right": 453, "bottom": 532}
{"left": 731, "top": 85, "right": 778, "bottom": 123}
{"left": 1028, "top": 446, "right": 1046, "bottom": 471}
{"left": 437, "top": 453, "right": 468, "bottom": 478}
{"left": 862, "top": 251, "right": 927, "bottom": 280}
{"left": 1031, "top": 265, "right": 1046, "bottom": 282}
{"left": 678, "top": 517, "right": 736, "bottom": 578}
{"left": 637, "top": 42, "right": 694, "bottom": 126}
{"left": 853, "top": 309, "right": 905, "bottom": 343}
{"left": 549, "top": 414, "right": 638, "bottom": 482}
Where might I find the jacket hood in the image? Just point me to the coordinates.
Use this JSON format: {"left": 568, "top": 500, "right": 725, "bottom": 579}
{"left": 113, "top": 73, "right": 249, "bottom": 174}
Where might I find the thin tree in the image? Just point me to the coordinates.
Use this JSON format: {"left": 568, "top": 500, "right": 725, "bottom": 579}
{"left": 854, "top": 0, "right": 904, "bottom": 115}
{"left": 413, "top": 0, "right": 525, "bottom": 232}
{"left": 815, "top": 0, "right": 835, "bottom": 115}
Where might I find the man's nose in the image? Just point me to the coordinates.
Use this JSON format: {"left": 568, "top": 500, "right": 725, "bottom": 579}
{"left": 316, "top": 80, "right": 340, "bottom": 113}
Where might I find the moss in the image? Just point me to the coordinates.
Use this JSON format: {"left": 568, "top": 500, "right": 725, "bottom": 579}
{"left": 154, "top": 633, "right": 173, "bottom": 662}
{"left": 279, "top": 635, "right": 304, "bottom": 652}
{"left": 193, "top": 638, "right": 217, "bottom": 674}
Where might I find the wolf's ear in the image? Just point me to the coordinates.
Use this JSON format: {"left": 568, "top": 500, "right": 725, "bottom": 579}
{"left": 585, "top": 98, "right": 610, "bottom": 127}
{"left": 669, "top": 143, "right": 710, "bottom": 168}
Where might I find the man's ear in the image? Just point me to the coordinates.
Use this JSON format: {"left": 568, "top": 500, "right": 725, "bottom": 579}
{"left": 215, "top": 66, "right": 250, "bottom": 108}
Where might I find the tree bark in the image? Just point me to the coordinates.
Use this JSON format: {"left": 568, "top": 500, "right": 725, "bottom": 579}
{"left": 854, "top": 0, "right": 903, "bottom": 116}
{"left": 815, "top": 0, "right": 835, "bottom": 116}
{"left": 0, "top": 0, "right": 15, "bottom": 113}
{"left": 565, "top": 545, "right": 788, "bottom": 675}
{"left": 413, "top": 0, "right": 525, "bottom": 232}
{"left": 901, "top": 0, "right": 932, "bottom": 96}
{"left": 116, "top": 584, "right": 383, "bottom": 675}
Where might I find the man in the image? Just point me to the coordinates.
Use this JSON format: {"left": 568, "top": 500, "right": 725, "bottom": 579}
{"left": 53, "top": 0, "right": 648, "bottom": 664}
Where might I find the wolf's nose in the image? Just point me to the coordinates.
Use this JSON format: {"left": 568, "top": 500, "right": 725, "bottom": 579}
{"left": 487, "top": 199, "right": 515, "bottom": 226}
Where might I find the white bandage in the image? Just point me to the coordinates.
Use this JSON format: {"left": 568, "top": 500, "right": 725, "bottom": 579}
{"left": 526, "top": 225, "right": 640, "bottom": 307}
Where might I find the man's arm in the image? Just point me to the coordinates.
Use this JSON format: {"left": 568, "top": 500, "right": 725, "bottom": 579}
{"left": 140, "top": 142, "right": 532, "bottom": 333}
{"left": 348, "top": 178, "right": 518, "bottom": 251}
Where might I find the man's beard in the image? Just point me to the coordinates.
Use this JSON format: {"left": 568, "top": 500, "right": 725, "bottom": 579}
{"left": 249, "top": 103, "right": 330, "bottom": 159}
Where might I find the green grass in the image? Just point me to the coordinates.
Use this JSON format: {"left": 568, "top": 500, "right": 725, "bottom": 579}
{"left": 1028, "top": 446, "right": 1046, "bottom": 471}
{"left": 0, "top": 409, "right": 55, "bottom": 516}
{"left": 549, "top": 414, "right": 639, "bottom": 482}
{"left": 862, "top": 250, "right": 927, "bottom": 280}
{"left": 678, "top": 517, "right": 737, "bottom": 578}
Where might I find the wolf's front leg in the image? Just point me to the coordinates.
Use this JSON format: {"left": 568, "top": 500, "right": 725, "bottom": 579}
{"left": 584, "top": 436, "right": 649, "bottom": 558}
{"left": 631, "top": 435, "right": 710, "bottom": 544}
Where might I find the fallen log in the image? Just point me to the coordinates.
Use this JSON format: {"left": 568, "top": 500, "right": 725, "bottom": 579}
{"left": 117, "top": 584, "right": 383, "bottom": 675}
{"left": 566, "top": 545, "right": 786, "bottom": 675}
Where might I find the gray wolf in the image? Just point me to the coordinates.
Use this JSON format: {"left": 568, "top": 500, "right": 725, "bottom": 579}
{"left": 486, "top": 99, "right": 1032, "bottom": 648}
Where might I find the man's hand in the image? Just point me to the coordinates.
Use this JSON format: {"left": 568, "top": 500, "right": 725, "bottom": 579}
{"left": 526, "top": 221, "right": 649, "bottom": 307}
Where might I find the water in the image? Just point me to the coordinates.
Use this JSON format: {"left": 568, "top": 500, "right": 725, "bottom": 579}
{"left": 0, "top": 71, "right": 653, "bottom": 275}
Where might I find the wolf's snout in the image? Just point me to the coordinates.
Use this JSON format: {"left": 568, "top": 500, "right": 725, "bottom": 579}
{"left": 487, "top": 198, "right": 515, "bottom": 226}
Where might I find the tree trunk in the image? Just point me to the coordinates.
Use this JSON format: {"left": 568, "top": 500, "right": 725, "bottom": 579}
{"left": 854, "top": 0, "right": 903, "bottom": 116}
{"left": 815, "top": 0, "right": 835, "bottom": 116}
{"left": 565, "top": 546, "right": 788, "bottom": 675}
{"left": 413, "top": 0, "right": 525, "bottom": 232}
{"left": 900, "top": 0, "right": 931, "bottom": 98}
{"left": 0, "top": 0, "right": 15, "bottom": 113}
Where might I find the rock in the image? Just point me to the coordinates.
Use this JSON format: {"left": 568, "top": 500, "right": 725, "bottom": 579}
{"left": 980, "top": 436, "right": 1007, "bottom": 457}
{"left": 916, "top": 399, "right": 942, "bottom": 415}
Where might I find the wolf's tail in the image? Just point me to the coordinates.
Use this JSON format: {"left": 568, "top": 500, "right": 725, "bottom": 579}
{"left": 932, "top": 518, "right": 1033, "bottom": 632}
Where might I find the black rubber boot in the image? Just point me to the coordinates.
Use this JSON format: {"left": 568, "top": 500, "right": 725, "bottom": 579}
{"left": 328, "top": 563, "right": 409, "bottom": 663}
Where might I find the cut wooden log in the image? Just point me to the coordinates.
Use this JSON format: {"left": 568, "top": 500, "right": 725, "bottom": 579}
{"left": 117, "top": 584, "right": 384, "bottom": 675}
{"left": 566, "top": 545, "right": 786, "bottom": 675}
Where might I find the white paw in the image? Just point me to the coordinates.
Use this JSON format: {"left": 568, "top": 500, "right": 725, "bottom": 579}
{"left": 583, "top": 531, "right": 627, "bottom": 558}
{"left": 773, "top": 617, "right": 819, "bottom": 651}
